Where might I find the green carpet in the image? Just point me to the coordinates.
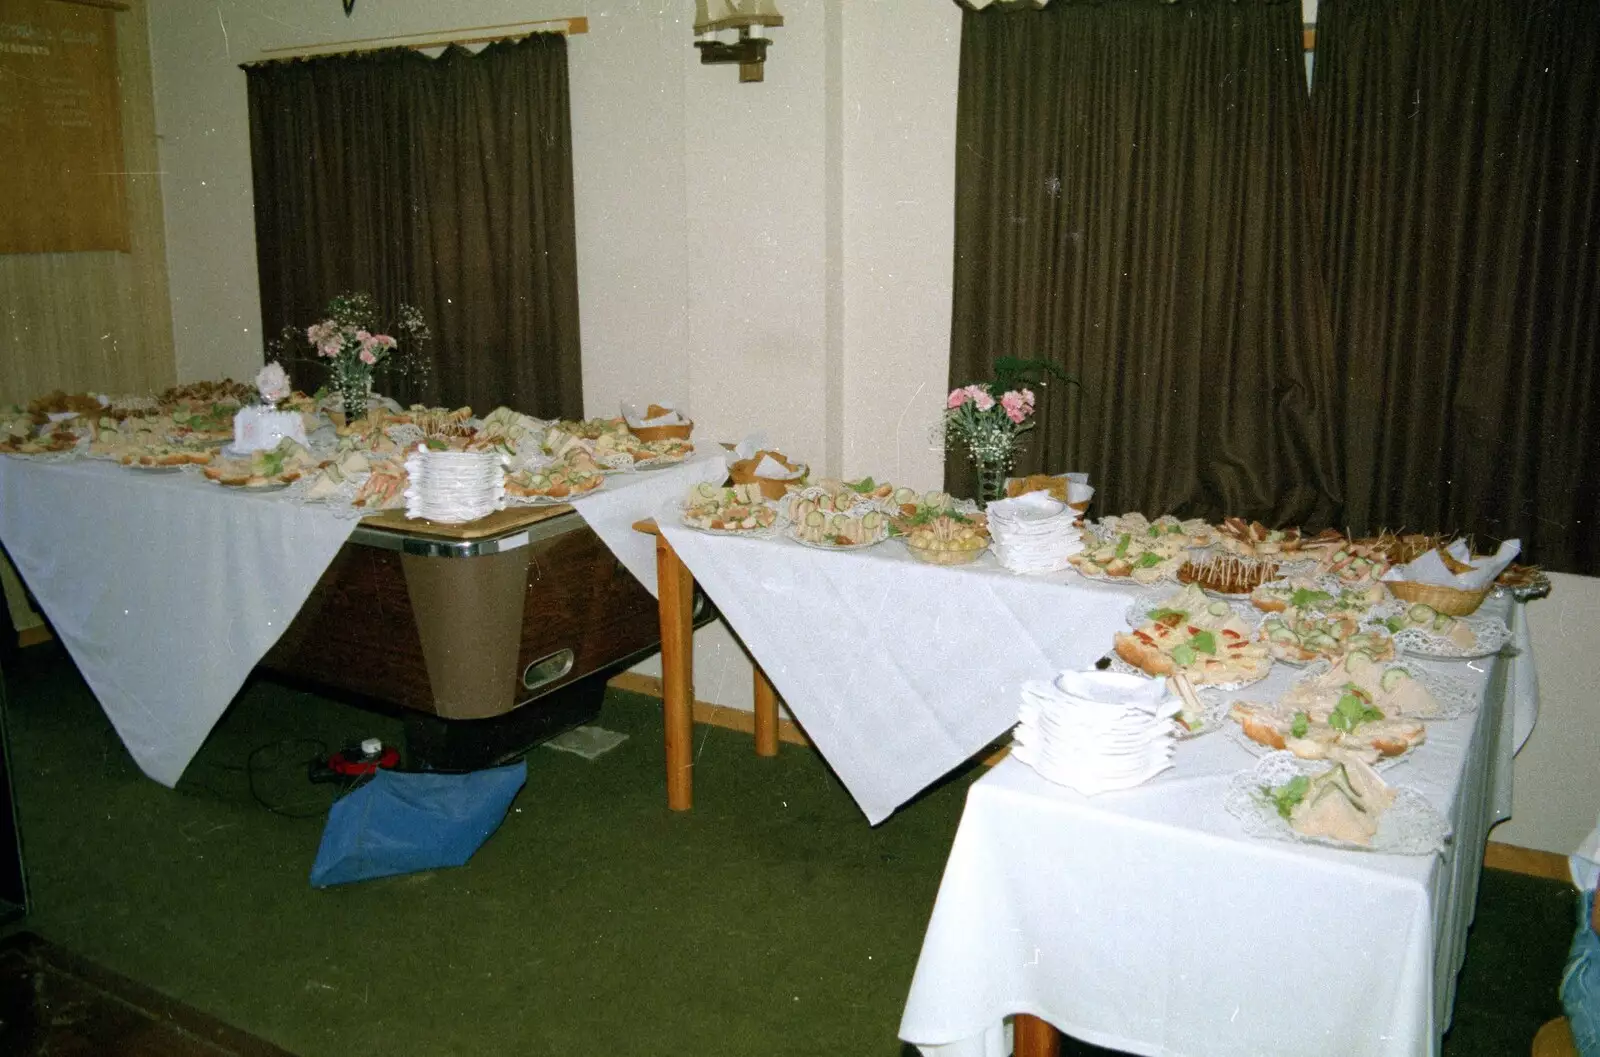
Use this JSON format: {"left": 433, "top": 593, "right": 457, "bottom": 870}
{"left": 0, "top": 643, "right": 1575, "bottom": 1056}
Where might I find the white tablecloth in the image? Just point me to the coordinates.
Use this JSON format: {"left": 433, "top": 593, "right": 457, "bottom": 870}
{"left": 568, "top": 453, "right": 728, "bottom": 597}
{"left": 654, "top": 525, "right": 1145, "bottom": 824}
{"left": 0, "top": 457, "right": 358, "bottom": 785}
{"left": 0, "top": 453, "right": 727, "bottom": 787}
{"left": 899, "top": 597, "right": 1532, "bottom": 1057}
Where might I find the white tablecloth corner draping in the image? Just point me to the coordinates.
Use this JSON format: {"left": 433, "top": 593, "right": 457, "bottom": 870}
{"left": 568, "top": 452, "right": 728, "bottom": 598}
{"left": 0, "top": 457, "right": 358, "bottom": 786}
{"left": 656, "top": 511, "right": 1138, "bottom": 824}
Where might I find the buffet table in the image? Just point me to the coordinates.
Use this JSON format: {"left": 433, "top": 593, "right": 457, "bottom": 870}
{"left": 898, "top": 597, "right": 1533, "bottom": 1057}
{"left": 0, "top": 452, "right": 725, "bottom": 785}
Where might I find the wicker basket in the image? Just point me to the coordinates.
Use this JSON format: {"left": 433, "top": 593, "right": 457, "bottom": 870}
{"left": 630, "top": 420, "right": 693, "bottom": 442}
{"left": 729, "top": 456, "right": 806, "bottom": 500}
{"left": 1386, "top": 580, "right": 1492, "bottom": 616}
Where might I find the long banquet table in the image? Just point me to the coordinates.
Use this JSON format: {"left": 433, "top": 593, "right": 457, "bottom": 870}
{"left": 652, "top": 513, "right": 1539, "bottom": 824}
{"left": 0, "top": 452, "right": 726, "bottom": 785}
{"left": 898, "top": 594, "right": 1534, "bottom": 1057}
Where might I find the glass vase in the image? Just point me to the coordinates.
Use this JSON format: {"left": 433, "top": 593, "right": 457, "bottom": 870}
{"left": 333, "top": 364, "right": 373, "bottom": 424}
{"left": 975, "top": 452, "right": 1014, "bottom": 508}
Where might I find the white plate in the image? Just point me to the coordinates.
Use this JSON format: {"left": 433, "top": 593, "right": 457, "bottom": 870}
{"left": 680, "top": 517, "right": 782, "bottom": 539}
{"left": 217, "top": 480, "right": 292, "bottom": 493}
{"left": 1225, "top": 723, "right": 1411, "bottom": 771}
{"left": 1223, "top": 751, "right": 1451, "bottom": 855}
{"left": 1103, "top": 653, "right": 1272, "bottom": 693}
{"left": 787, "top": 532, "right": 887, "bottom": 551}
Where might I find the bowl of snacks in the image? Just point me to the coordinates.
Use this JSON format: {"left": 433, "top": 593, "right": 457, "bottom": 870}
{"left": 904, "top": 514, "right": 990, "bottom": 565}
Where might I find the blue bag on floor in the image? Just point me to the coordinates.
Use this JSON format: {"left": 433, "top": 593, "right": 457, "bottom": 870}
{"left": 310, "top": 762, "right": 526, "bottom": 888}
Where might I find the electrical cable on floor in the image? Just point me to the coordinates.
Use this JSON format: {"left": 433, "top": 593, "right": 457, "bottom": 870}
{"left": 238, "top": 737, "right": 336, "bottom": 819}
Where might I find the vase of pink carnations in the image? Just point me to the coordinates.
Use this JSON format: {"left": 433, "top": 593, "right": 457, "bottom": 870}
{"left": 945, "top": 357, "right": 1078, "bottom": 506}
{"left": 945, "top": 384, "right": 1036, "bottom": 506}
{"left": 301, "top": 292, "right": 431, "bottom": 422}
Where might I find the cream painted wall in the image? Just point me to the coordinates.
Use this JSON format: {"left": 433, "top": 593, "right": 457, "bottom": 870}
{"left": 1492, "top": 573, "right": 1600, "bottom": 856}
{"left": 839, "top": 2, "right": 960, "bottom": 489}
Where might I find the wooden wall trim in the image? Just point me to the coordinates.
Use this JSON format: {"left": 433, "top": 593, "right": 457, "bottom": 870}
{"left": 1485, "top": 841, "right": 1572, "bottom": 883}
{"left": 607, "top": 672, "right": 812, "bottom": 747}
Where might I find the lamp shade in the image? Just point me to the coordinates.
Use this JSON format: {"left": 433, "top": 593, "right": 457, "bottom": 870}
{"left": 694, "top": 0, "right": 784, "bottom": 34}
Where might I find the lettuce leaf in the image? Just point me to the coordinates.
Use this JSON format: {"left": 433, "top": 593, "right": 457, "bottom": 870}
{"left": 1268, "top": 775, "right": 1310, "bottom": 819}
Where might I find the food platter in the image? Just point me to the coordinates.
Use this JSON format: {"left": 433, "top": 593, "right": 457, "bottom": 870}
{"left": 1223, "top": 752, "right": 1451, "bottom": 855}
{"left": 785, "top": 529, "right": 886, "bottom": 551}
{"left": 1389, "top": 616, "right": 1512, "bottom": 660}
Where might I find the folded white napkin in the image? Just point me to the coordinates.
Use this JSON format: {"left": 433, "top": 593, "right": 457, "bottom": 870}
{"left": 732, "top": 433, "right": 770, "bottom": 462}
{"left": 754, "top": 453, "right": 802, "bottom": 479}
{"left": 1381, "top": 538, "right": 1520, "bottom": 590}
{"left": 622, "top": 402, "right": 688, "bottom": 428}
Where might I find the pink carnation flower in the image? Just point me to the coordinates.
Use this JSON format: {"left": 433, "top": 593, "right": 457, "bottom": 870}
{"left": 947, "top": 388, "right": 969, "bottom": 409}
{"left": 1001, "top": 389, "right": 1035, "bottom": 424}
{"left": 359, "top": 348, "right": 378, "bottom": 366}
{"left": 969, "top": 385, "right": 995, "bottom": 412}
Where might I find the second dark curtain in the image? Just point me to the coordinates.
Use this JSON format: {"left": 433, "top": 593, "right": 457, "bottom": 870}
{"left": 246, "top": 35, "right": 583, "bottom": 418}
{"left": 948, "top": 0, "right": 1341, "bottom": 527}
{"left": 1313, "top": 0, "right": 1600, "bottom": 571}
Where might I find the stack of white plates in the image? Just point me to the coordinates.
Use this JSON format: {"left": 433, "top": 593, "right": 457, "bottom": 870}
{"left": 404, "top": 448, "right": 506, "bottom": 523}
{"left": 1012, "top": 670, "right": 1181, "bottom": 795}
{"left": 986, "top": 492, "right": 1086, "bottom": 573}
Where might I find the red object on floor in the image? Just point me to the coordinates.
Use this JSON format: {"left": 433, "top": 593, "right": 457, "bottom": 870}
{"left": 328, "top": 745, "right": 400, "bottom": 777}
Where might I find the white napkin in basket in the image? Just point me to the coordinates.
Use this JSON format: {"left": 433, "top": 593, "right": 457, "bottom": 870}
{"left": 1381, "top": 538, "right": 1520, "bottom": 590}
{"left": 622, "top": 402, "right": 688, "bottom": 428}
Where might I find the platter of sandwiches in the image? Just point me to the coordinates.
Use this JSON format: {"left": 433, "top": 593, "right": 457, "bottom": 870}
{"left": 1226, "top": 750, "right": 1451, "bottom": 853}
{"left": 1226, "top": 651, "right": 1474, "bottom": 764}
{"left": 1112, "top": 584, "right": 1272, "bottom": 687}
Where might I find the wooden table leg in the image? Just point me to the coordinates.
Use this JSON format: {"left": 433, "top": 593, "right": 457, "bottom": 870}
{"left": 752, "top": 665, "right": 779, "bottom": 757}
{"left": 655, "top": 532, "right": 695, "bottom": 811}
{"left": 1013, "top": 1014, "right": 1060, "bottom": 1057}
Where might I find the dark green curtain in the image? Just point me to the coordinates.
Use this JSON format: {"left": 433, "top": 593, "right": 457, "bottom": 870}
{"left": 1313, "top": 0, "right": 1600, "bottom": 573}
{"left": 245, "top": 34, "right": 583, "bottom": 419}
{"left": 948, "top": 0, "right": 1341, "bottom": 527}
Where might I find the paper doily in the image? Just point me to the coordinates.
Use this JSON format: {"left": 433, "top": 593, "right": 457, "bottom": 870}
{"left": 1224, "top": 752, "right": 1451, "bottom": 856}
{"left": 1387, "top": 615, "right": 1513, "bottom": 660}
{"left": 1291, "top": 660, "right": 1478, "bottom": 720}
{"left": 1122, "top": 588, "right": 1261, "bottom": 631}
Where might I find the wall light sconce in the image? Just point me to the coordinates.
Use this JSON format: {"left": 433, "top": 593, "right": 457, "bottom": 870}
{"left": 694, "top": 0, "right": 783, "bottom": 83}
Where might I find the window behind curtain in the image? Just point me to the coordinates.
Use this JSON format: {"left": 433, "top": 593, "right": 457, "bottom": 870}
{"left": 244, "top": 35, "right": 583, "bottom": 419}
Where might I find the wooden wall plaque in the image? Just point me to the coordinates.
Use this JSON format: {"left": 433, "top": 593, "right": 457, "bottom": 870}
{"left": 0, "top": 0, "right": 128, "bottom": 253}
